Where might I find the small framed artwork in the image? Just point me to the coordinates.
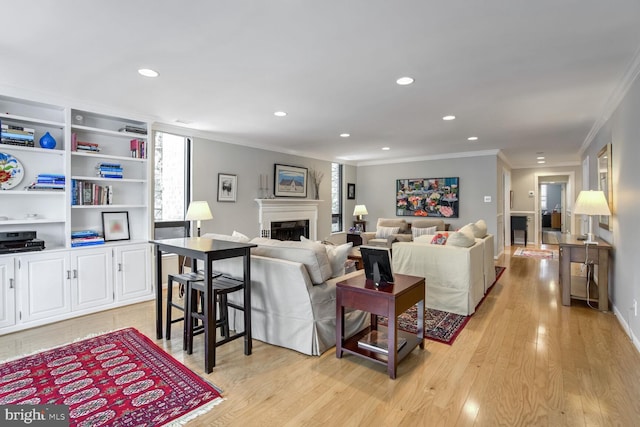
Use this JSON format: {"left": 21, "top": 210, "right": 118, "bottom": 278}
{"left": 274, "top": 164, "right": 307, "bottom": 198}
{"left": 102, "top": 211, "right": 130, "bottom": 241}
{"left": 347, "top": 183, "right": 356, "bottom": 200}
{"left": 217, "top": 173, "right": 237, "bottom": 202}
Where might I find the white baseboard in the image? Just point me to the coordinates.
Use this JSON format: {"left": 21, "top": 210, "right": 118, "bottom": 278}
{"left": 613, "top": 303, "right": 640, "bottom": 354}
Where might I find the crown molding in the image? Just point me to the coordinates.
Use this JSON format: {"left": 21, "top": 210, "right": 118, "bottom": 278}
{"left": 580, "top": 44, "right": 640, "bottom": 156}
{"left": 355, "top": 149, "right": 500, "bottom": 167}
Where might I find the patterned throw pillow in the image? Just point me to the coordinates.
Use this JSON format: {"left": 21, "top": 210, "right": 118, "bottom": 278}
{"left": 376, "top": 226, "right": 400, "bottom": 238}
{"left": 431, "top": 232, "right": 449, "bottom": 245}
{"left": 412, "top": 225, "right": 437, "bottom": 239}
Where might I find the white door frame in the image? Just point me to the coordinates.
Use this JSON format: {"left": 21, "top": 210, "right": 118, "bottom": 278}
{"left": 534, "top": 171, "right": 575, "bottom": 245}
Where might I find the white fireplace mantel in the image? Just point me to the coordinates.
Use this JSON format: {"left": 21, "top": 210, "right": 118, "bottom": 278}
{"left": 255, "top": 199, "right": 322, "bottom": 240}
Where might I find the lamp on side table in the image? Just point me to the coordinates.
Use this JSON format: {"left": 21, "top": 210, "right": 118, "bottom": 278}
{"left": 573, "top": 190, "right": 611, "bottom": 244}
{"left": 353, "top": 204, "right": 368, "bottom": 232}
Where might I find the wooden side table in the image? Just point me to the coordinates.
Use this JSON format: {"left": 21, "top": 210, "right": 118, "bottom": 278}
{"left": 336, "top": 273, "right": 425, "bottom": 379}
{"left": 558, "top": 235, "right": 612, "bottom": 311}
{"left": 346, "top": 233, "right": 363, "bottom": 246}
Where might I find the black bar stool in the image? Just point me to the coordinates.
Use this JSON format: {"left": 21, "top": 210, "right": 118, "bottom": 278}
{"left": 185, "top": 276, "right": 246, "bottom": 365}
{"left": 165, "top": 272, "right": 205, "bottom": 348}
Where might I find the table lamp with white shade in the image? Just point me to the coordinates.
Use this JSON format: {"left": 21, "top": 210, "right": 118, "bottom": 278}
{"left": 185, "top": 201, "right": 213, "bottom": 237}
{"left": 573, "top": 190, "right": 611, "bottom": 244}
{"left": 353, "top": 204, "right": 368, "bottom": 221}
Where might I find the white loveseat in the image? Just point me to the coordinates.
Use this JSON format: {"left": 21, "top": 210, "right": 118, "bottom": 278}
{"left": 208, "top": 237, "right": 368, "bottom": 356}
{"left": 392, "top": 234, "right": 485, "bottom": 316}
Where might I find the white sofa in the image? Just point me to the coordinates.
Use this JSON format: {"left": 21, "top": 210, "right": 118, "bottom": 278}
{"left": 209, "top": 239, "right": 368, "bottom": 356}
{"left": 392, "top": 236, "right": 485, "bottom": 316}
{"left": 458, "top": 221, "right": 496, "bottom": 293}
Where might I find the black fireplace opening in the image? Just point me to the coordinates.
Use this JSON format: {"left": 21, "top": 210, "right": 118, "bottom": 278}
{"left": 270, "top": 220, "right": 309, "bottom": 241}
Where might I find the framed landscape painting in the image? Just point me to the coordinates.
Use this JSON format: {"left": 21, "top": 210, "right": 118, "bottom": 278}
{"left": 396, "top": 177, "right": 459, "bottom": 218}
{"left": 274, "top": 164, "right": 307, "bottom": 198}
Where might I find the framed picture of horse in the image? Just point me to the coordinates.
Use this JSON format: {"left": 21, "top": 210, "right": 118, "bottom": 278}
{"left": 217, "top": 173, "right": 237, "bottom": 202}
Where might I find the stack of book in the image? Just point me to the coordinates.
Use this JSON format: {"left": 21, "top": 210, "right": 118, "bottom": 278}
{"left": 1, "top": 123, "right": 35, "bottom": 147}
{"left": 71, "top": 133, "right": 101, "bottom": 153}
{"left": 130, "top": 138, "right": 146, "bottom": 158}
{"left": 96, "top": 162, "right": 123, "bottom": 178}
{"left": 71, "top": 180, "right": 113, "bottom": 205}
{"left": 25, "top": 174, "right": 65, "bottom": 191}
{"left": 71, "top": 230, "right": 105, "bottom": 247}
{"left": 119, "top": 124, "right": 147, "bottom": 135}
{"left": 357, "top": 330, "right": 407, "bottom": 355}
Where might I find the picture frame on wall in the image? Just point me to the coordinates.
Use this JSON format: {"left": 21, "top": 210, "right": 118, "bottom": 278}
{"left": 102, "top": 211, "right": 130, "bottom": 241}
{"left": 395, "top": 177, "right": 460, "bottom": 218}
{"left": 347, "top": 183, "right": 356, "bottom": 200}
{"left": 274, "top": 164, "right": 307, "bottom": 198}
{"left": 217, "top": 173, "right": 237, "bottom": 202}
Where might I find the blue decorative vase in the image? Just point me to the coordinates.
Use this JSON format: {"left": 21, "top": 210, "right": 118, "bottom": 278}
{"left": 39, "top": 132, "right": 56, "bottom": 149}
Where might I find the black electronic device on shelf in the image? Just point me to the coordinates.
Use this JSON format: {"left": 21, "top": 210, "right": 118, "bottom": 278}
{"left": 0, "top": 231, "right": 45, "bottom": 254}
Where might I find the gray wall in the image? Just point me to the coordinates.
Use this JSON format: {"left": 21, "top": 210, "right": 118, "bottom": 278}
{"left": 355, "top": 154, "right": 499, "bottom": 239}
{"left": 586, "top": 72, "right": 640, "bottom": 347}
{"left": 187, "top": 135, "right": 336, "bottom": 240}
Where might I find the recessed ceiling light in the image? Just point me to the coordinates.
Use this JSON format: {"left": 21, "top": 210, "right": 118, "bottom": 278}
{"left": 537, "top": 160, "right": 546, "bottom": 164}
{"left": 396, "top": 77, "right": 414, "bottom": 86}
{"left": 382, "top": 147, "right": 391, "bottom": 151}
{"left": 442, "top": 115, "right": 456, "bottom": 121}
{"left": 138, "top": 68, "right": 159, "bottom": 77}
{"left": 274, "top": 111, "right": 287, "bottom": 117}
{"left": 340, "top": 133, "right": 350, "bottom": 138}
{"left": 467, "top": 136, "right": 478, "bottom": 141}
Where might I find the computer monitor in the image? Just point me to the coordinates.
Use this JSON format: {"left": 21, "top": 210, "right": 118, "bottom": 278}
{"left": 360, "top": 246, "right": 394, "bottom": 285}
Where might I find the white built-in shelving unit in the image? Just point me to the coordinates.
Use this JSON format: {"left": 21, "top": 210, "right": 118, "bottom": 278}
{"left": 0, "top": 94, "right": 153, "bottom": 334}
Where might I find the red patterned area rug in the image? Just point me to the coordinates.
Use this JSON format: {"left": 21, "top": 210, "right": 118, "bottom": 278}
{"left": 0, "top": 327, "right": 222, "bottom": 426}
{"left": 378, "top": 266, "right": 506, "bottom": 345}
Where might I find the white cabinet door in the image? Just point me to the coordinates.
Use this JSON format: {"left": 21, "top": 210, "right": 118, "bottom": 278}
{"left": 18, "top": 252, "right": 70, "bottom": 322}
{"left": 0, "top": 257, "right": 16, "bottom": 329}
{"left": 71, "top": 247, "right": 114, "bottom": 311}
{"left": 115, "top": 244, "right": 151, "bottom": 301}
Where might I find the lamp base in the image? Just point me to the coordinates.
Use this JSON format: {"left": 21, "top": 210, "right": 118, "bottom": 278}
{"left": 584, "top": 233, "right": 598, "bottom": 245}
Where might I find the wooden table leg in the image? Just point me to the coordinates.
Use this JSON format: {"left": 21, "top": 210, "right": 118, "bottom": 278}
{"left": 336, "top": 289, "right": 344, "bottom": 358}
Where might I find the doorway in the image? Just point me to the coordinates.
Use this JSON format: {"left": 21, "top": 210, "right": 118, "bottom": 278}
{"left": 534, "top": 171, "right": 575, "bottom": 246}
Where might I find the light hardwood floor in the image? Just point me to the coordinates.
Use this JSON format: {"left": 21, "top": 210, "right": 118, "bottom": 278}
{"left": 2, "top": 245, "right": 640, "bottom": 426}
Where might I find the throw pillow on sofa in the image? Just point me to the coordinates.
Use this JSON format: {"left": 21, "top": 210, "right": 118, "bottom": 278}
{"left": 431, "top": 233, "right": 449, "bottom": 245}
{"left": 412, "top": 225, "right": 437, "bottom": 239}
{"left": 376, "top": 226, "right": 400, "bottom": 238}
{"left": 474, "top": 219, "right": 488, "bottom": 238}
{"left": 447, "top": 231, "right": 476, "bottom": 247}
{"left": 301, "top": 236, "right": 353, "bottom": 278}
{"left": 250, "top": 237, "right": 332, "bottom": 285}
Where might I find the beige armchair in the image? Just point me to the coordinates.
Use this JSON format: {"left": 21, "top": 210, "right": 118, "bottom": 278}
{"left": 361, "top": 218, "right": 411, "bottom": 247}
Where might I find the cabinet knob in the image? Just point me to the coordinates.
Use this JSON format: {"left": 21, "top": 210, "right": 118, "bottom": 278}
{"left": 9, "top": 278, "right": 14, "bottom": 289}
{"left": 73, "top": 269, "right": 78, "bottom": 279}
{"left": 118, "top": 263, "right": 122, "bottom": 272}
{"left": 67, "top": 270, "right": 71, "bottom": 280}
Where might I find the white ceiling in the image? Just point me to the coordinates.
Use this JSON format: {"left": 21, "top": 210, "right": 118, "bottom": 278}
{"left": 3, "top": 1, "right": 640, "bottom": 168}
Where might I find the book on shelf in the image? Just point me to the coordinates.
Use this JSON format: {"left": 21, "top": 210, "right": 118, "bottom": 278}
{"left": 130, "top": 138, "right": 146, "bottom": 159}
{"left": 71, "top": 236, "right": 105, "bottom": 247}
{"left": 1, "top": 139, "right": 35, "bottom": 147}
{"left": 357, "top": 330, "right": 407, "bottom": 355}
{"left": 72, "top": 180, "right": 114, "bottom": 205}
{"left": 71, "top": 230, "right": 100, "bottom": 239}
